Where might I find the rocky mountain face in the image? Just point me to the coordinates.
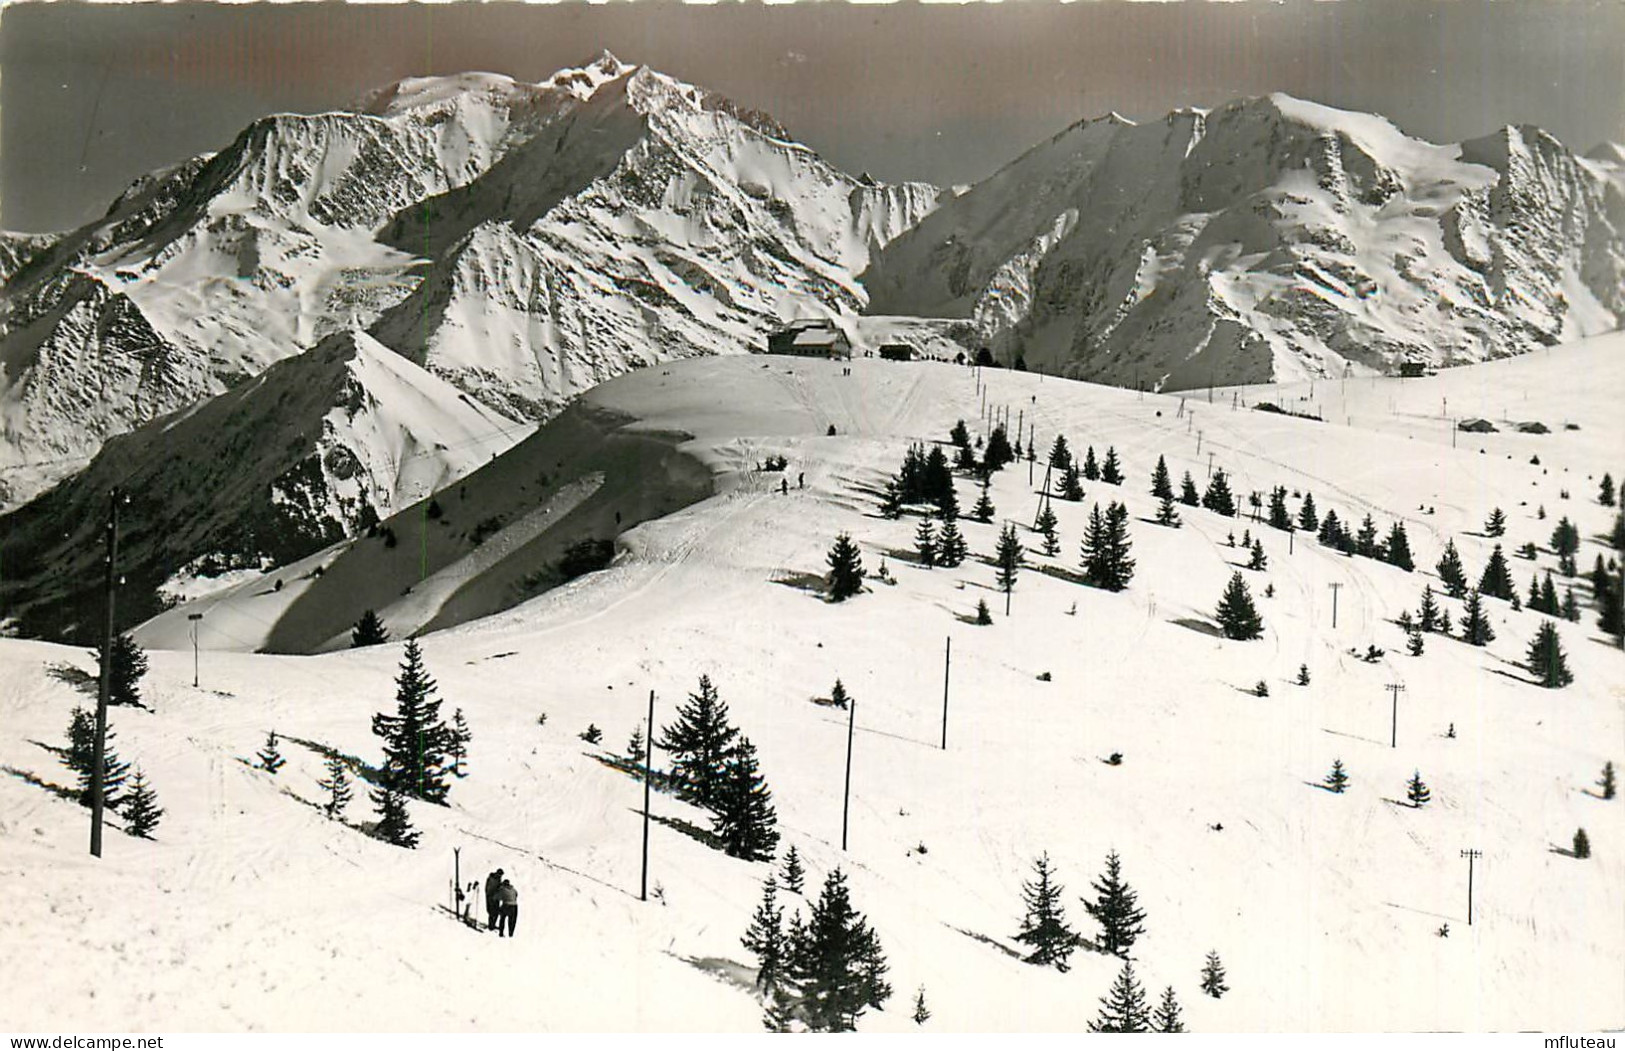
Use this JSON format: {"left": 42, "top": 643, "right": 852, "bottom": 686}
{"left": 862, "top": 94, "right": 1625, "bottom": 389}
{"left": 0, "top": 53, "right": 942, "bottom": 507}
{"left": 0, "top": 330, "right": 522, "bottom": 642}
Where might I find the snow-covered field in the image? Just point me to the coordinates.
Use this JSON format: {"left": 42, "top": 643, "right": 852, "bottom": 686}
{"left": 2, "top": 334, "right": 1622, "bottom": 1032}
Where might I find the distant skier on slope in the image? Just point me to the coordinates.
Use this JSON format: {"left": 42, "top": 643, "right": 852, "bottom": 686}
{"left": 497, "top": 878, "right": 519, "bottom": 938}
{"left": 485, "top": 868, "right": 504, "bottom": 931}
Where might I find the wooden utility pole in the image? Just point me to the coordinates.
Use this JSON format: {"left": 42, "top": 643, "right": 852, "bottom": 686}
{"left": 188, "top": 612, "right": 203, "bottom": 688}
{"left": 1461, "top": 848, "right": 1481, "bottom": 925}
{"left": 90, "top": 489, "right": 123, "bottom": 858}
{"left": 841, "top": 695, "right": 857, "bottom": 850}
{"left": 1328, "top": 582, "right": 1343, "bottom": 629}
{"left": 1032, "top": 463, "right": 1054, "bottom": 530}
{"left": 453, "top": 846, "right": 462, "bottom": 920}
{"left": 1386, "top": 683, "right": 1406, "bottom": 748}
{"left": 641, "top": 689, "right": 655, "bottom": 901}
{"left": 940, "top": 637, "right": 952, "bottom": 750}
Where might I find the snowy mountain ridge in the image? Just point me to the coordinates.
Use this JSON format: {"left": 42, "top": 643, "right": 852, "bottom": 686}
{"left": 863, "top": 92, "right": 1625, "bottom": 389}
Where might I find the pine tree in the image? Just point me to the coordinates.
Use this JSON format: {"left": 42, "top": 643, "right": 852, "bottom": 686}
{"left": 1048, "top": 434, "right": 1073, "bottom": 472}
{"left": 1437, "top": 539, "right": 1468, "bottom": 598}
{"left": 65, "top": 707, "right": 131, "bottom": 809}
{"left": 1155, "top": 494, "right": 1181, "bottom": 528}
{"left": 830, "top": 678, "right": 851, "bottom": 710}
{"left": 370, "top": 784, "right": 419, "bottom": 848}
{"left": 1479, "top": 544, "right": 1515, "bottom": 601}
{"left": 1573, "top": 827, "right": 1591, "bottom": 859}
{"left": 371, "top": 639, "right": 454, "bottom": 803}
{"left": 1324, "top": 758, "right": 1350, "bottom": 794}
{"left": 826, "top": 533, "right": 865, "bottom": 602}
{"left": 742, "top": 877, "right": 788, "bottom": 992}
{"left": 657, "top": 675, "right": 740, "bottom": 812}
{"left": 1601, "top": 472, "right": 1616, "bottom": 507}
{"left": 983, "top": 425, "right": 1015, "bottom": 472}
{"left": 449, "top": 708, "right": 471, "bottom": 777}
{"left": 257, "top": 731, "right": 286, "bottom": 774}
{"left": 1215, "top": 572, "right": 1263, "bottom": 640}
{"left": 1355, "top": 515, "right": 1381, "bottom": 558}
{"left": 1268, "top": 486, "right": 1292, "bottom": 530}
{"left": 1083, "top": 446, "right": 1100, "bottom": 481}
{"left": 1297, "top": 664, "right": 1311, "bottom": 686}
{"left": 1485, "top": 507, "right": 1507, "bottom": 537}
{"left": 976, "top": 598, "right": 993, "bottom": 625}
{"left": 1089, "top": 959, "right": 1151, "bottom": 1032}
{"left": 995, "top": 522, "right": 1024, "bottom": 613}
{"left": 912, "top": 987, "right": 931, "bottom": 1026}
{"left": 1318, "top": 508, "right": 1344, "bottom": 548}
{"left": 1599, "top": 761, "right": 1616, "bottom": 801}
{"left": 1406, "top": 770, "right": 1432, "bottom": 808}
{"left": 1153, "top": 986, "right": 1186, "bottom": 1033}
{"left": 1386, "top": 521, "right": 1415, "bottom": 571}
{"left": 625, "top": 724, "right": 646, "bottom": 767}
{"left": 1297, "top": 492, "right": 1320, "bottom": 533}
{"left": 937, "top": 519, "right": 968, "bottom": 568}
{"left": 1202, "top": 469, "right": 1237, "bottom": 517}
{"left": 1418, "top": 584, "right": 1441, "bottom": 633}
{"left": 781, "top": 845, "right": 807, "bottom": 893}
{"left": 1036, "top": 501, "right": 1060, "bottom": 556}
{"left": 972, "top": 475, "right": 996, "bottom": 522}
{"left": 1525, "top": 620, "right": 1573, "bottom": 687}
{"left": 787, "top": 868, "right": 891, "bottom": 1032}
{"left": 1563, "top": 586, "right": 1580, "bottom": 622}
{"left": 91, "top": 634, "right": 149, "bottom": 708}
{"left": 1407, "top": 630, "right": 1425, "bottom": 656}
{"left": 713, "top": 736, "right": 781, "bottom": 861}
{"left": 763, "top": 983, "right": 797, "bottom": 1033}
{"left": 351, "top": 609, "right": 390, "bottom": 647}
{"left": 914, "top": 518, "right": 937, "bottom": 568}
{"left": 1100, "top": 446, "right": 1125, "bottom": 485}
{"left": 950, "top": 419, "right": 971, "bottom": 450}
{"left": 1061, "top": 462, "right": 1085, "bottom": 501}
{"left": 1461, "top": 588, "right": 1495, "bottom": 645}
{"left": 878, "top": 477, "right": 903, "bottom": 519}
{"left": 1200, "top": 951, "right": 1229, "bottom": 998}
{"left": 1150, "top": 455, "right": 1174, "bottom": 500}
{"left": 1085, "top": 849, "right": 1147, "bottom": 957}
{"left": 1081, "top": 502, "right": 1134, "bottom": 591}
{"left": 120, "top": 767, "right": 163, "bottom": 839}
{"left": 1013, "top": 853, "right": 1081, "bottom": 970}
{"left": 1551, "top": 516, "right": 1581, "bottom": 558}
{"left": 924, "top": 445, "right": 954, "bottom": 510}
{"left": 1179, "top": 471, "right": 1201, "bottom": 507}
{"left": 317, "top": 753, "right": 353, "bottom": 820}
{"left": 1248, "top": 538, "right": 1268, "bottom": 571}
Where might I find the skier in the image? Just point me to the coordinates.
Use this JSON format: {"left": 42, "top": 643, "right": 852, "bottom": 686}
{"left": 484, "top": 868, "right": 504, "bottom": 931}
{"left": 497, "top": 878, "right": 519, "bottom": 938}
{"left": 798, "top": 472, "right": 805, "bottom": 489}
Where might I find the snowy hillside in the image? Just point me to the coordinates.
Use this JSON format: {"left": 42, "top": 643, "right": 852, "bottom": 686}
{"left": 3, "top": 335, "right": 1620, "bottom": 1031}
{"left": 0, "top": 53, "right": 941, "bottom": 506}
{"left": 863, "top": 94, "right": 1625, "bottom": 389}
{"left": 0, "top": 330, "right": 526, "bottom": 643}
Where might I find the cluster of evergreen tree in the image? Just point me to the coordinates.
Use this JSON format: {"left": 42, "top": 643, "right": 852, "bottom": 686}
{"left": 1036, "top": 500, "right": 1061, "bottom": 556}
{"left": 745, "top": 867, "right": 890, "bottom": 1031}
{"left": 881, "top": 444, "right": 957, "bottom": 518}
{"left": 1314, "top": 507, "right": 1413, "bottom": 570}
{"left": 1202, "top": 470, "right": 1237, "bottom": 517}
{"left": 659, "top": 676, "right": 780, "bottom": 860}
{"left": 1081, "top": 502, "right": 1135, "bottom": 591}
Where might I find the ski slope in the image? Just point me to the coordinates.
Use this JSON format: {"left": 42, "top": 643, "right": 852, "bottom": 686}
{"left": 3, "top": 334, "right": 1623, "bottom": 1032}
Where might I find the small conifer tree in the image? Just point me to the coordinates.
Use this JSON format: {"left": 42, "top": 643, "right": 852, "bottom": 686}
{"left": 1248, "top": 538, "right": 1268, "bottom": 571}
{"left": 1485, "top": 507, "right": 1507, "bottom": 536}
{"left": 450, "top": 708, "right": 471, "bottom": 777}
{"left": 1215, "top": 572, "right": 1263, "bottom": 640}
{"left": 1014, "top": 853, "right": 1082, "bottom": 970}
{"left": 1061, "top": 462, "right": 1085, "bottom": 501}
{"left": 351, "top": 609, "right": 390, "bottom": 648}
{"left": 972, "top": 475, "right": 996, "bottom": 522}
{"left": 257, "top": 731, "right": 285, "bottom": 774}
{"left": 1156, "top": 494, "right": 1181, "bottom": 528}
{"left": 1085, "top": 850, "right": 1147, "bottom": 957}
{"left": 1297, "top": 664, "right": 1310, "bottom": 686}
{"left": 1202, "top": 469, "right": 1237, "bottom": 517}
{"left": 1598, "top": 762, "right": 1616, "bottom": 801}
{"left": 786, "top": 868, "right": 892, "bottom": 1032}
{"left": 1150, "top": 455, "right": 1173, "bottom": 500}
{"left": 1153, "top": 986, "right": 1185, "bottom": 1033}
{"left": 371, "top": 639, "right": 455, "bottom": 803}
{"left": 1048, "top": 434, "right": 1073, "bottom": 471}
{"left": 1600, "top": 472, "right": 1616, "bottom": 507}
{"left": 657, "top": 675, "right": 739, "bottom": 811}
{"left": 1406, "top": 770, "right": 1432, "bottom": 808}
{"left": 714, "top": 736, "right": 780, "bottom": 861}
{"left": 1089, "top": 959, "right": 1151, "bottom": 1032}
{"left": 1418, "top": 584, "right": 1441, "bottom": 633}
{"left": 1386, "top": 521, "right": 1414, "bottom": 571}
{"left": 1573, "top": 827, "right": 1591, "bottom": 859}
{"left": 826, "top": 533, "right": 865, "bottom": 601}
{"left": 937, "top": 519, "right": 967, "bottom": 567}
{"left": 1100, "top": 446, "right": 1125, "bottom": 485}
{"left": 1036, "top": 501, "right": 1060, "bottom": 556}
{"left": 371, "top": 784, "right": 418, "bottom": 848}
{"left": 121, "top": 767, "right": 164, "bottom": 839}
{"left": 912, "top": 987, "right": 931, "bottom": 1026}
{"left": 914, "top": 518, "right": 937, "bottom": 568}
{"left": 1200, "top": 951, "right": 1229, "bottom": 998}
{"left": 1462, "top": 588, "right": 1496, "bottom": 646}
{"left": 1525, "top": 619, "right": 1573, "bottom": 687}
{"left": 976, "top": 598, "right": 993, "bottom": 625}
{"left": 996, "top": 522, "right": 1024, "bottom": 614}
{"left": 1179, "top": 471, "right": 1201, "bottom": 507}
{"left": 317, "top": 753, "right": 353, "bottom": 820}
{"left": 1082, "top": 446, "right": 1100, "bottom": 481}
{"left": 742, "top": 876, "right": 788, "bottom": 992}
{"left": 1437, "top": 539, "right": 1468, "bottom": 598}
{"left": 625, "top": 724, "right": 646, "bottom": 767}
{"left": 1297, "top": 492, "right": 1320, "bottom": 533}
{"left": 1408, "top": 630, "right": 1425, "bottom": 656}
{"left": 830, "top": 678, "right": 851, "bottom": 710}
{"left": 1324, "top": 758, "right": 1350, "bottom": 793}
{"left": 781, "top": 845, "right": 806, "bottom": 893}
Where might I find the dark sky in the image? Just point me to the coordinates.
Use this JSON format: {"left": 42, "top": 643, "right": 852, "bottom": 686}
{"left": 3, "top": 0, "right": 1623, "bottom": 234}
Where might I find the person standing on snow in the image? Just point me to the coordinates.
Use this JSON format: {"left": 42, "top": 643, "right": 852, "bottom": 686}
{"left": 485, "top": 868, "right": 504, "bottom": 931}
{"left": 497, "top": 878, "right": 519, "bottom": 938}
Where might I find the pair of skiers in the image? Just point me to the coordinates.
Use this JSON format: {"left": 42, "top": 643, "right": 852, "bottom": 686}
{"left": 484, "top": 868, "right": 519, "bottom": 937}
